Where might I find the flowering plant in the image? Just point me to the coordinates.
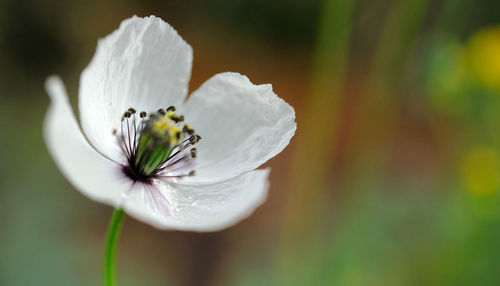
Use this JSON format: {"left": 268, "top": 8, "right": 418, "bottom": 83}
{"left": 44, "top": 15, "right": 295, "bottom": 285}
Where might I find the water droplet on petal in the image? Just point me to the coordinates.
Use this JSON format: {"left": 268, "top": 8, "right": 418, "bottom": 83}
{"left": 188, "top": 195, "right": 193, "bottom": 200}
{"left": 191, "top": 200, "right": 199, "bottom": 207}
{"left": 121, "top": 191, "right": 129, "bottom": 200}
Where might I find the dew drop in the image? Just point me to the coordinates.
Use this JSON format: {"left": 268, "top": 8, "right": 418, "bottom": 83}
{"left": 191, "top": 200, "right": 200, "bottom": 207}
{"left": 188, "top": 195, "right": 193, "bottom": 200}
{"left": 120, "top": 192, "right": 129, "bottom": 200}
{"left": 175, "top": 207, "right": 182, "bottom": 212}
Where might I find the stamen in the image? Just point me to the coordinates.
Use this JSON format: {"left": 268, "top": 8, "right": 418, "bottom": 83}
{"left": 188, "top": 134, "right": 202, "bottom": 145}
{"left": 114, "top": 106, "right": 198, "bottom": 184}
{"left": 126, "top": 117, "right": 132, "bottom": 155}
{"left": 188, "top": 135, "right": 196, "bottom": 145}
{"left": 183, "top": 124, "right": 194, "bottom": 135}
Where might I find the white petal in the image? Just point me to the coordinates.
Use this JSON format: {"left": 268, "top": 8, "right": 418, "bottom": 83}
{"left": 182, "top": 72, "right": 296, "bottom": 183}
{"left": 123, "top": 169, "right": 270, "bottom": 231}
{"left": 79, "top": 15, "right": 193, "bottom": 160}
{"left": 44, "top": 76, "right": 132, "bottom": 206}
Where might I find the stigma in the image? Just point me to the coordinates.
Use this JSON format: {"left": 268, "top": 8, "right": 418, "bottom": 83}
{"left": 114, "top": 106, "right": 200, "bottom": 184}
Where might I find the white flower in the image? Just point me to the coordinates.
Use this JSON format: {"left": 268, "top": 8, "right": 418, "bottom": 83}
{"left": 44, "top": 15, "right": 296, "bottom": 231}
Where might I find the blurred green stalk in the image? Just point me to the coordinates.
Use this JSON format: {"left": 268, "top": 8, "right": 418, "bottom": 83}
{"left": 275, "top": 0, "right": 354, "bottom": 284}
{"left": 349, "top": 0, "right": 429, "bottom": 185}
{"left": 324, "top": 0, "right": 430, "bottom": 283}
{"left": 276, "top": 0, "right": 431, "bottom": 284}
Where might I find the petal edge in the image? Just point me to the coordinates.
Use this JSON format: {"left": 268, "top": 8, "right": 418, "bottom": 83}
{"left": 44, "top": 76, "right": 130, "bottom": 206}
{"left": 183, "top": 72, "right": 296, "bottom": 183}
{"left": 79, "top": 15, "right": 193, "bottom": 161}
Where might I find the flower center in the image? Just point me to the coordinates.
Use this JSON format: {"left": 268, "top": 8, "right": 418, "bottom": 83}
{"left": 114, "top": 106, "right": 201, "bottom": 183}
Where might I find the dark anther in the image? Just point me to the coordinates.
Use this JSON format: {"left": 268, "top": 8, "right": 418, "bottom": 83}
{"left": 175, "top": 131, "right": 181, "bottom": 140}
{"left": 190, "top": 148, "right": 197, "bottom": 158}
{"left": 140, "top": 111, "right": 147, "bottom": 118}
{"left": 189, "top": 135, "right": 197, "bottom": 144}
{"left": 112, "top": 129, "right": 117, "bottom": 135}
{"left": 189, "top": 134, "right": 202, "bottom": 145}
{"left": 166, "top": 106, "right": 176, "bottom": 112}
{"left": 124, "top": 111, "right": 131, "bottom": 118}
{"left": 128, "top": 108, "right": 136, "bottom": 114}
{"left": 183, "top": 125, "right": 194, "bottom": 135}
{"left": 158, "top": 108, "right": 166, "bottom": 115}
{"left": 170, "top": 115, "right": 180, "bottom": 123}
{"left": 188, "top": 170, "right": 196, "bottom": 176}
{"left": 178, "top": 115, "right": 184, "bottom": 122}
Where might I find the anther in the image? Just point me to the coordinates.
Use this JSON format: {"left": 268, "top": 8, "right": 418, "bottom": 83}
{"left": 168, "top": 113, "right": 182, "bottom": 123}
{"left": 190, "top": 148, "right": 197, "bottom": 158}
{"left": 112, "top": 129, "right": 117, "bottom": 135}
{"left": 189, "top": 134, "right": 202, "bottom": 144}
{"left": 166, "top": 106, "right": 176, "bottom": 112}
{"left": 124, "top": 111, "right": 131, "bottom": 118}
{"left": 188, "top": 170, "right": 196, "bottom": 176}
{"left": 189, "top": 135, "right": 197, "bottom": 144}
{"left": 158, "top": 108, "right": 166, "bottom": 115}
{"left": 128, "top": 108, "right": 136, "bottom": 114}
{"left": 183, "top": 124, "right": 195, "bottom": 135}
{"left": 140, "top": 111, "right": 147, "bottom": 118}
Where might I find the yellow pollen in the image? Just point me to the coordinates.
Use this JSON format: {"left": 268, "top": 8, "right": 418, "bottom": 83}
{"left": 166, "top": 111, "right": 176, "bottom": 119}
{"left": 152, "top": 116, "right": 181, "bottom": 140}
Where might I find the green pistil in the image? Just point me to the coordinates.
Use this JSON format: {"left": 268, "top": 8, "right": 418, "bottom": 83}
{"left": 134, "top": 133, "right": 174, "bottom": 176}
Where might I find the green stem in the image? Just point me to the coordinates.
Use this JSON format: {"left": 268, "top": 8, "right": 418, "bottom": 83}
{"left": 104, "top": 208, "right": 125, "bottom": 286}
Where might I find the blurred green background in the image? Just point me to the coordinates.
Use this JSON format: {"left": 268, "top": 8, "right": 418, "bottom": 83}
{"left": 2, "top": 0, "right": 500, "bottom": 285}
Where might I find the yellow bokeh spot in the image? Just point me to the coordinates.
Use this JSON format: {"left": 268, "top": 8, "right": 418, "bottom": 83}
{"left": 461, "top": 146, "right": 500, "bottom": 196}
{"left": 467, "top": 26, "right": 500, "bottom": 89}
